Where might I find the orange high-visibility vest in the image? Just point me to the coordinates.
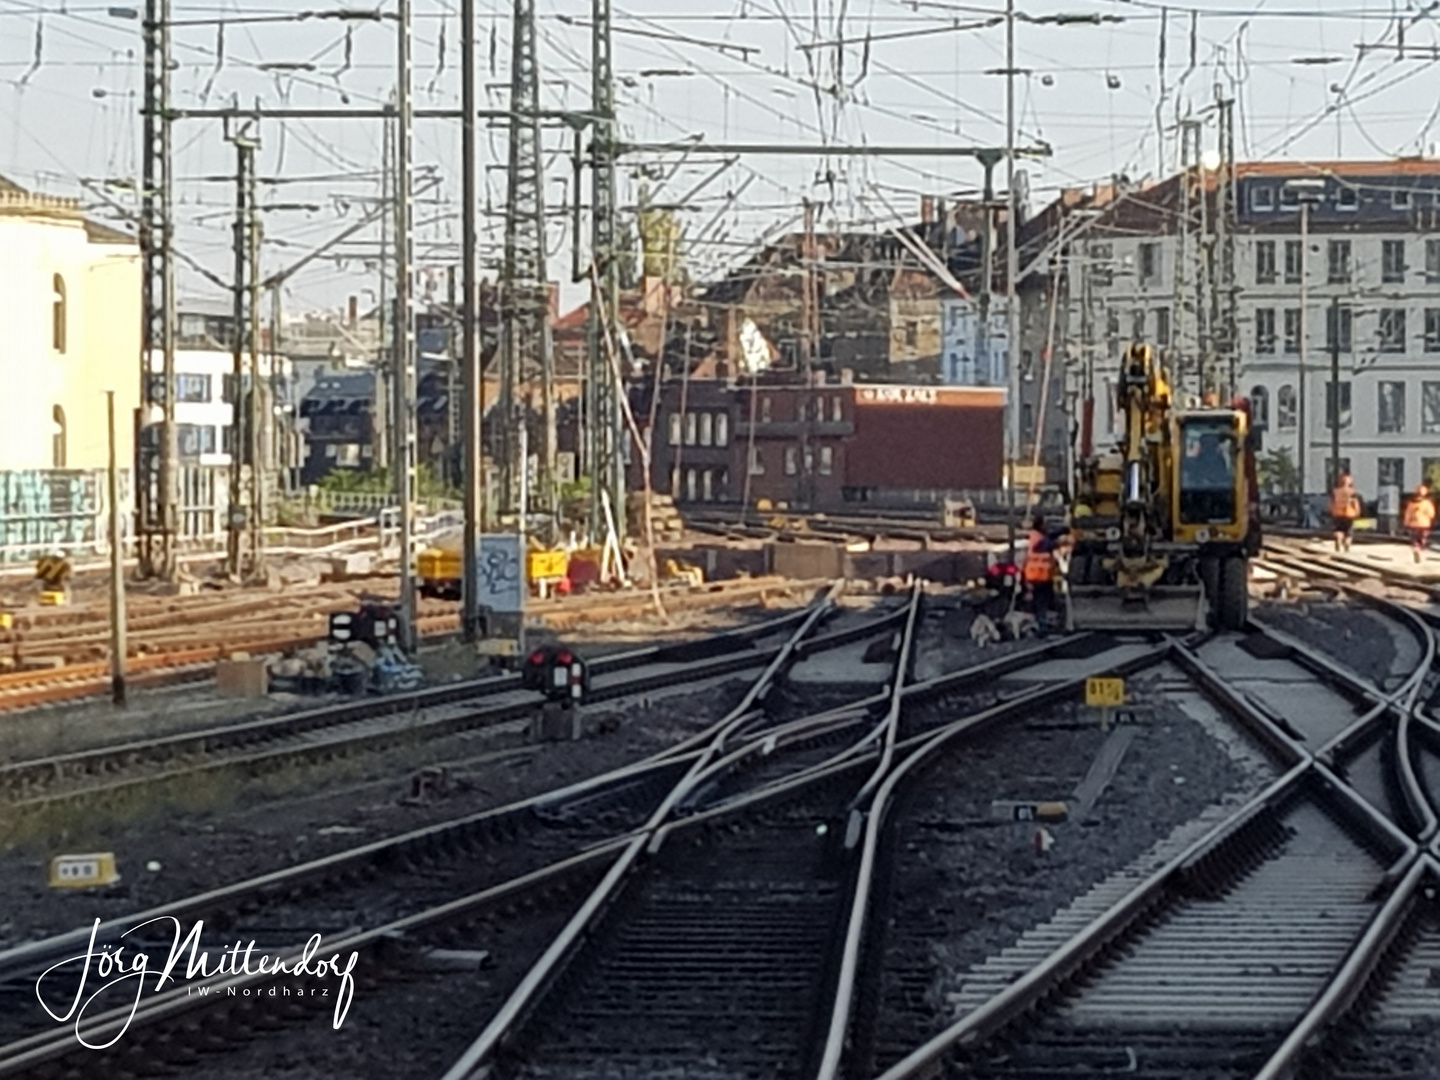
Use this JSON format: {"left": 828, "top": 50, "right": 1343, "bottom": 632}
{"left": 1022, "top": 530, "right": 1055, "bottom": 583}
{"left": 1330, "top": 486, "right": 1360, "bottom": 519}
{"left": 1404, "top": 495, "right": 1435, "bottom": 530}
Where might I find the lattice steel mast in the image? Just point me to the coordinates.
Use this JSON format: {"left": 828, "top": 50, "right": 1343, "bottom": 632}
{"left": 501, "top": 0, "right": 553, "bottom": 525}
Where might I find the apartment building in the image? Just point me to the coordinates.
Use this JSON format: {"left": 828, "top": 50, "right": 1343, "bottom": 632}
{"left": 1043, "top": 160, "right": 1440, "bottom": 496}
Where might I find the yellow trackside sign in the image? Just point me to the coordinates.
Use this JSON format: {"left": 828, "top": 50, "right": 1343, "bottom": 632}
{"left": 1085, "top": 677, "right": 1126, "bottom": 708}
{"left": 527, "top": 550, "right": 568, "bottom": 581}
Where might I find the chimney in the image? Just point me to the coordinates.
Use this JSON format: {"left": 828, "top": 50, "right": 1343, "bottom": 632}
{"left": 920, "top": 195, "right": 935, "bottom": 224}
{"left": 839, "top": 367, "right": 854, "bottom": 386}
{"left": 347, "top": 295, "right": 358, "bottom": 330}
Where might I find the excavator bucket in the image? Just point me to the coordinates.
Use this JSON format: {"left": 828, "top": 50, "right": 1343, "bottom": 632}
{"left": 1064, "top": 584, "right": 1208, "bottom": 633}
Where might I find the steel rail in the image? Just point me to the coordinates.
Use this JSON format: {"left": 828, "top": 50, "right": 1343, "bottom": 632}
{"left": 435, "top": 583, "right": 847, "bottom": 1080}
{"left": 875, "top": 641, "right": 1420, "bottom": 1080}
{"left": 0, "top": 594, "right": 914, "bottom": 997}
{"left": 0, "top": 604, "right": 820, "bottom": 799}
{"left": 815, "top": 637, "right": 1183, "bottom": 1080}
{"left": 1250, "top": 854, "right": 1437, "bottom": 1080}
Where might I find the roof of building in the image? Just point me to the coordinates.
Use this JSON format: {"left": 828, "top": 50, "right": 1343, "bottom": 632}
{"left": 84, "top": 218, "right": 136, "bottom": 245}
{"left": 0, "top": 173, "right": 24, "bottom": 194}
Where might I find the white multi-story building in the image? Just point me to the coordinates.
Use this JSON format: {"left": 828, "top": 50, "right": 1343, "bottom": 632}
{"left": 1044, "top": 160, "right": 1440, "bottom": 498}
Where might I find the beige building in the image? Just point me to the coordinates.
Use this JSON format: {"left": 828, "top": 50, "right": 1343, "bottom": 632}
{"left": 0, "top": 174, "right": 140, "bottom": 472}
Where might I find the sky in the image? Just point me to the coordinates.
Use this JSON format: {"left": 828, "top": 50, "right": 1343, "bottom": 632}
{"left": 2, "top": 0, "right": 1438, "bottom": 319}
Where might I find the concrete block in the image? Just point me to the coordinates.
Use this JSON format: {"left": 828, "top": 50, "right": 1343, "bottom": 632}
{"left": 328, "top": 552, "right": 375, "bottom": 580}
{"left": 216, "top": 658, "right": 269, "bottom": 698}
{"left": 769, "top": 541, "right": 845, "bottom": 580}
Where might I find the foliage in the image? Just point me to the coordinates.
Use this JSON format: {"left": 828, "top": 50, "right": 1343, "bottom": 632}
{"left": 1257, "top": 447, "right": 1299, "bottom": 495}
{"left": 316, "top": 464, "right": 456, "bottom": 500}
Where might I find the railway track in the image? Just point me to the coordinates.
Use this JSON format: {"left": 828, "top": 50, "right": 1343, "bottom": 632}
{"left": 0, "top": 575, "right": 821, "bottom": 712}
{"left": 8, "top": 564, "right": 1438, "bottom": 1077}
{"left": 0, "top": 595, "right": 873, "bottom": 832}
{"left": 0, "top": 581, "right": 901, "bottom": 1074}
{"left": 868, "top": 596, "right": 1440, "bottom": 1080}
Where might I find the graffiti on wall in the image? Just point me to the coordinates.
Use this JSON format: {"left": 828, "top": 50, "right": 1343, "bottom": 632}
{"left": 0, "top": 470, "right": 106, "bottom": 561}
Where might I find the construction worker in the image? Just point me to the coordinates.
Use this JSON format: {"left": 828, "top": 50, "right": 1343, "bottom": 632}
{"left": 1022, "top": 514, "right": 1058, "bottom": 631}
{"left": 1329, "top": 472, "right": 1361, "bottom": 553}
{"left": 1403, "top": 481, "right": 1435, "bottom": 564}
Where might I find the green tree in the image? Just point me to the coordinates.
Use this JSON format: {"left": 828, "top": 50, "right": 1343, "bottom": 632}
{"left": 1257, "top": 448, "right": 1299, "bottom": 495}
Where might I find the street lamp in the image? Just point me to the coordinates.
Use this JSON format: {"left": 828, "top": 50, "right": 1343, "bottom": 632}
{"left": 1285, "top": 178, "right": 1326, "bottom": 506}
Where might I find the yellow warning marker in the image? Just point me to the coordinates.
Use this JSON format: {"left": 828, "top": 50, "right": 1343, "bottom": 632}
{"left": 1085, "top": 677, "right": 1126, "bottom": 707}
{"left": 1085, "top": 675, "right": 1127, "bottom": 731}
{"left": 48, "top": 853, "right": 120, "bottom": 889}
{"left": 0, "top": 612, "right": 12, "bottom": 630}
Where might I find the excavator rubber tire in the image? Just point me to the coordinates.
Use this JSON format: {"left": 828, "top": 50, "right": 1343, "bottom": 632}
{"left": 1216, "top": 556, "right": 1249, "bottom": 632}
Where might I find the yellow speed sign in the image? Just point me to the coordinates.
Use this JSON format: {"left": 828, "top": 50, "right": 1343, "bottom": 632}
{"left": 1085, "top": 677, "right": 1126, "bottom": 708}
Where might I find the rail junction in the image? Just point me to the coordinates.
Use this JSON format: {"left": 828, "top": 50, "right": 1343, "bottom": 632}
{"left": 0, "top": 556, "right": 1438, "bottom": 1079}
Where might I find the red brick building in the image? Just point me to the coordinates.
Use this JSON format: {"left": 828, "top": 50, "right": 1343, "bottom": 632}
{"left": 637, "top": 374, "right": 1004, "bottom": 510}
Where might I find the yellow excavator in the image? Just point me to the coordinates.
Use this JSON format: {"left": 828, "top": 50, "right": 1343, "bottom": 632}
{"left": 1066, "top": 343, "right": 1260, "bottom": 632}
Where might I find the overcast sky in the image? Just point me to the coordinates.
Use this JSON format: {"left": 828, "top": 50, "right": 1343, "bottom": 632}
{"left": 2, "top": 0, "right": 1437, "bottom": 317}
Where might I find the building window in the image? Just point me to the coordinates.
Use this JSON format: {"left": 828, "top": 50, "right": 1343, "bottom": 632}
{"left": 176, "top": 374, "right": 212, "bottom": 403}
{"left": 817, "top": 445, "right": 833, "bottom": 475}
{"left": 1383, "top": 239, "right": 1406, "bottom": 283}
{"left": 1090, "top": 242, "right": 1113, "bottom": 287}
{"left": 1424, "top": 383, "right": 1440, "bottom": 434}
{"left": 830, "top": 396, "right": 843, "bottom": 423}
{"left": 748, "top": 446, "right": 765, "bottom": 475}
{"left": 760, "top": 396, "right": 772, "bottom": 423}
{"left": 222, "top": 425, "right": 235, "bottom": 455}
{"left": 1325, "top": 381, "right": 1352, "bottom": 430}
{"left": 1283, "top": 308, "right": 1301, "bottom": 354}
{"left": 668, "top": 412, "right": 682, "bottom": 446}
{"left": 1277, "top": 384, "right": 1297, "bottom": 430}
{"left": 715, "top": 412, "right": 729, "bottom": 446}
{"left": 1255, "top": 241, "right": 1276, "bottom": 284}
{"left": 1379, "top": 457, "right": 1405, "bottom": 490}
{"left": 1255, "top": 308, "right": 1276, "bottom": 354}
{"left": 1327, "top": 305, "right": 1353, "bottom": 353}
{"left": 1138, "top": 242, "right": 1162, "bottom": 284}
{"left": 1280, "top": 186, "right": 1299, "bottom": 210}
{"left": 52, "top": 274, "right": 67, "bottom": 354}
{"left": 177, "top": 423, "right": 217, "bottom": 458}
{"left": 1379, "top": 308, "right": 1407, "bottom": 353}
{"left": 1327, "top": 239, "right": 1352, "bottom": 284}
{"left": 686, "top": 469, "right": 698, "bottom": 502}
{"left": 1426, "top": 309, "right": 1440, "bottom": 352}
{"left": 1426, "top": 458, "right": 1440, "bottom": 488}
{"left": 1394, "top": 188, "right": 1413, "bottom": 209}
{"left": 1379, "top": 382, "right": 1406, "bottom": 434}
{"left": 1427, "top": 239, "right": 1440, "bottom": 283}
{"left": 51, "top": 405, "right": 66, "bottom": 467}
{"left": 1131, "top": 308, "right": 1146, "bottom": 341}
{"left": 1337, "top": 186, "right": 1358, "bottom": 210}
{"left": 1284, "top": 240, "right": 1303, "bottom": 284}
{"left": 702, "top": 469, "right": 714, "bottom": 502}
{"left": 1325, "top": 457, "right": 1352, "bottom": 485}
{"left": 1154, "top": 306, "right": 1171, "bottom": 346}
{"left": 684, "top": 412, "right": 697, "bottom": 445}
{"left": 784, "top": 446, "right": 799, "bottom": 476}
{"left": 1250, "top": 185, "right": 1275, "bottom": 212}
{"left": 699, "top": 412, "right": 713, "bottom": 447}
{"left": 904, "top": 321, "right": 919, "bottom": 348}
{"left": 1250, "top": 386, "right": 1270, "bottom": 430}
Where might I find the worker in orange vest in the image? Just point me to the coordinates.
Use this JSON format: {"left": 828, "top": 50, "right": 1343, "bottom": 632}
{"left": 1329, "top": 472, "right": 1361, "bottom": 553}
{"left": 1022, "top": 514, "right": 1059, "bottom": 631}
{"left": 1403, "top": 482, "right": 1435, "bottom": 564}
